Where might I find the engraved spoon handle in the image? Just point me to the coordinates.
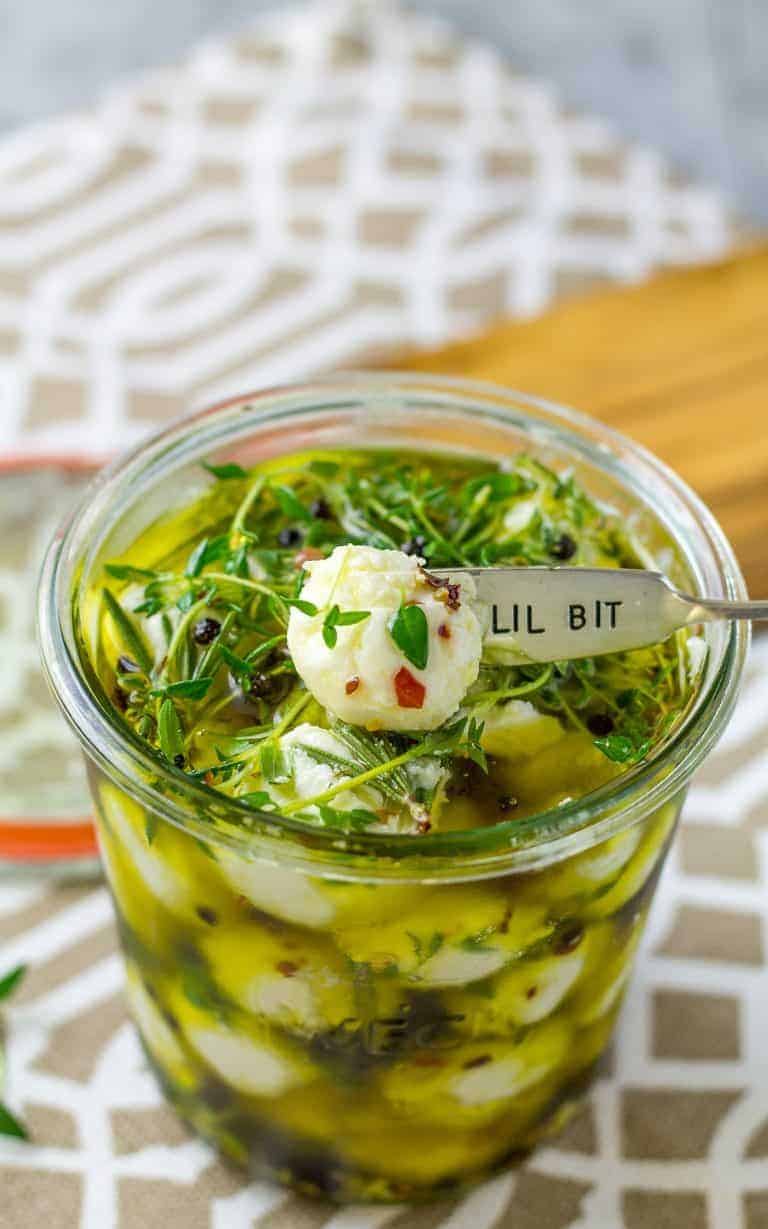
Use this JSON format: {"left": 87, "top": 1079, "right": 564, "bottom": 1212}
{"left": 440, "top": 566, "right": 761, "bottom": 663}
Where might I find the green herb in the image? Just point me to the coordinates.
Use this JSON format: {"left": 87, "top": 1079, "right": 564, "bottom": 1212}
{"left": 469, "top": 663, "right": 554, "bottom": 706}
{"left": 185, "top": 535, "right": 230, "bottom": 577}
{"left": 460, "top": 930, "right": 497, "bottom": 953}
{"left": 150, "top": 677, "right": 213, "bottom": 701}
{"left": 102, "top": 588, "right": 154, "bottom": 674}
{"left": 308, "top": 459, "right": 340, "bottom": 478}
{"left": 219, "top": 644, "right": 254, "bottom": 681}
{"left": 0, "top": 964, "right": 28, "bottom": 1140}
{"left": 202, "top": 461, "right": 248, "bottom": 480}
{"left": 296, "top": 743, "right": 360, "bottom": 778}
{"left": 158, "top": 698, "right": 185, "bottom": 763}
{"left": 260, "top": 742, "right": 291, "bottom": 784}
{"left": 181, "top": 961, "right": 232, "bottom": 1019}
{"left": 460, "top": 471, "right": 537, "bottom": 506}
{"left": 104, "top": 563, "right": 158, "bottom": 582}
{"left": 245, "top": 634, "right": 287, "bottom": 665}
{"left": 0, "top": 1105, "right": 27, "bottom": 1140}
{"left": 322, "top": 604, "right": 371, "bottom": 649}
{"left": 285, "top": 597, "right": 319, "bottom": 617}
{"left": 462, "top": 718, "right": 488, "bottom": 772}
{"left": 315, "top": 804, "right": 379, "bottom": 830}
{"left": 281, "top": 716, "right": 485, "bottom": 817}
{"left": 0, "top": 966, "right": 26, "bottom": 1002}
{"left": 101, "top": 446, "right": 693, "bottom": 828}
{"left": 273, "top": 484, "right": 312, "bottom": 522}
{"left": 408, "top": 931, "right": 444, "bottom": 962}
{"left": 593, "top": 733, "right": 651, "bottom": 764}
{"left": 238, "top": 790, "right": 276, "bottom": 809}
{"left": 389, "top": 603, "right": 429, "bottom": 670}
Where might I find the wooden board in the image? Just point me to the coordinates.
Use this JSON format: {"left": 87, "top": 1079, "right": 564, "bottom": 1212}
{"left": 397, "top": 244, "right": 768, "bottom": 595}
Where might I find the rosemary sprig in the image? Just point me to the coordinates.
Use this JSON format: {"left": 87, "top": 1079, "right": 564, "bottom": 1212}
{"left": 102, "top": 588, "right": 153, "bottom": 673}
{"left": 280, "top": 717, "right": 485, "bottom": 816}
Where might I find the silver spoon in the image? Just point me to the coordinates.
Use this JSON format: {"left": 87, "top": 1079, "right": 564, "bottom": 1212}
{"left": 444, "top": 567, "right": 766, "bottom": 662}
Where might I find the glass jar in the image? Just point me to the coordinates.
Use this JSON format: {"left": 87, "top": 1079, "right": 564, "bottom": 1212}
{"left": 38, "top": 376, "right": 748, "bottom": 1202}
{"left": 0, "top": 455, "right": 99, "bottom": 875}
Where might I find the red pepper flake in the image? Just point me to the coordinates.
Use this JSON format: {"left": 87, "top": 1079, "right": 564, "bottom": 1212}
{"left": 203, "top": 770, "right": 216, "bottom": 787}
{"left": 437, "top": 623, "right": 451, "bottom": 639}
{"left": 345, "top": 676, "right": 360, "bottom": 695}
{"left": 442, "top": 582, "right": 461, "bottom": 611}
{"left": 463, "top": 1054, "right": 492, "bottom": 1069}
{"left": 422, "top": 571, "right": 461, "bottom": 610}
{"left": 416, "top": 818, "right": 432, "bottom": 834}
{"left": 394, "top": 666, "right": 425, "bottom": 709}
{"left": 293, "top": 546, "right": 324, "bottom": 569}
{"left": 526, "top": 985, "right": 538, "bottom": 999}
{"left": 277, "top": 961, "right": 299, "bottom": 977}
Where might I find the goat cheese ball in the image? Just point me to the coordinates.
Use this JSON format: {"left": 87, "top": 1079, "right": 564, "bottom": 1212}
{"left": 286, "top": 545, "right": 484, "bottom": 731}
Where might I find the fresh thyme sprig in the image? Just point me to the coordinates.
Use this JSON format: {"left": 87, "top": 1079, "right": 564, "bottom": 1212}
{"left": 99, "top": 448, "right": 694, "bottom": 810}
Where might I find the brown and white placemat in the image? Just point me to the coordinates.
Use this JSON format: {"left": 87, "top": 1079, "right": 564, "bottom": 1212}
{"left": 2, "top": 2, "right": 766, "bottom": 1227}
{"left": 2, "top": 636, "right": 768, "bottom": 1229}
{"left": 0, "top": 0, "right": 735, "bottom": 457}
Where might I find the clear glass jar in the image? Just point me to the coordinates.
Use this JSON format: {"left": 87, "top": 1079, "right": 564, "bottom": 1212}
{"left": 0, "top": 455, "right": 99, "bottom": 876}
{"left": 38, "top": 376, "right": 748, "bottom": 1202}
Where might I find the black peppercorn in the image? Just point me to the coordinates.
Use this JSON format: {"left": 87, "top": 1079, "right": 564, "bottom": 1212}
{"left": 550, "top": 533, "right": 577, "bottom": 561}
{"left": 497, "top": 794, "right": 518, "bottom": 812}
{"left": 278, "top": 527, "right": 303, "bottom": 548}
{"left": 402, "top": 534, "right": 427, "bottom": 557}
{"left": 587, "top": 712, "right": 614, "bottom": 737}
{"left": 553, "top": 920, "right": 584, "bottom": 955}
{"left": 310, "top": 497, "right": 332, "bottom": 520}
{"left": 192, "top": 616, "right": 221, "bottom": 645}
{"left": 173, "top": 753, "right": 186, "bottom": 768}
{"left": 196, "top": 906, "right": 219, "bottom": 926}
{"left": 248, "top": 672, "right": 273, "bottom": 699}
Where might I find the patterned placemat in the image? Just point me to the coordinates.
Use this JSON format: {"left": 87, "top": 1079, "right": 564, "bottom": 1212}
{"left": 0, "top": 0, "right": 735, "bottom": 457}
{"left": 1, "top": 636, "right": 766, "bottom": 1229}
{"left": 2, "top": 1, "right": 764, "bottom": 1227}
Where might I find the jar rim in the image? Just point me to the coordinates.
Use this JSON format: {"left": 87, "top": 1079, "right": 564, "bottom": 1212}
{"left": 38, "top": 374, "right": 749, "bottom": 882}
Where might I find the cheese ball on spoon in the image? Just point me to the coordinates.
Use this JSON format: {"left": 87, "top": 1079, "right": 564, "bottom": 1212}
{"left": 286, "top": 545, "right": 483, "bottom": 731}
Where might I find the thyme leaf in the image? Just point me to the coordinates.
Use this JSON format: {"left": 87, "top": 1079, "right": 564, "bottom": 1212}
{"left": 151, "top": 677, "right": 213, "bottom": 701}
{"left": 158, "top": 698, "right": 185, "bottom": 764}
{"left": 285, "top": 597, "right": 319, "bottom": 617}
{"left": 202, "top": 461, "right": 248, "bottom": 480}
{"left": 322, "top": 605, "right": 370, "bottom": 649}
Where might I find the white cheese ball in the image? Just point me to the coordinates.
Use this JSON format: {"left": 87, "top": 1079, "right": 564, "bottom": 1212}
{"left": 287, "top": 545, "right": 483, "bottom": 732}
{"left": 276, "top": 723, "right": 384, "bottom": 817}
